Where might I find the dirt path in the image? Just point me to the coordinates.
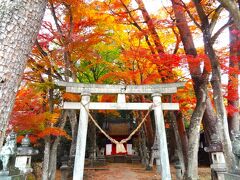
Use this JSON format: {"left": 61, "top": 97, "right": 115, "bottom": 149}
{"left": 84, "top": 163, "right": 160, "bottom": 180}
{"left": 56, "top": 163, "right": 211, "bottom": 179}
{"left": 83, "top": 163, "right": 211, "bottom": 180}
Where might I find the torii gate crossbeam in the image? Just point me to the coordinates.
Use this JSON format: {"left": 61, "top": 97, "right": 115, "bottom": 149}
{"left": 63, "top": 102, "right": 179, "bottom": 110}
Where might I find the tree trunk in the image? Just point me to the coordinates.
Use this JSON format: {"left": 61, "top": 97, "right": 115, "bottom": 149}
{"left": 48, "top": 140, "right": 58, "bottom": 180}
{"left": 48, "top": 110, "right": 68, "bottom": 180}
{"left": 185, "top": 87, "right": 208, "bottom": 180}
{"left": 88, "top": 120, "right": 96, "bottom": 161}
{"left": 139, "top": 125, "right": 149, "bottom": 166}
{"left": 42, "top": 137, "right": 51, "bottom": 180}
{"left": 193, "top": 0, "right": 235, "bottom": 171}
{"left": 69, "top": 110, "right": 78, "bottom": 166}
{"left": 202, "top": 99, "right": 219, "bottom": 145}
{"left": 144, "top": 115, "right": 154, "bottom": 147}
{"left": 42, "top": 86, "right": 54, "bottom": 180}
{"left": 206, "top": 20, "right": 235, "bottom": 174}
{"left": 228, "top": 24, "right": 240, "bottom": 134}
{"left": 171, "top": 0, "right": 219, "bottom": 175}
{"left": 93, "top": 123, "right": 97, "bottom": 160}
{"left": 170, "top": 111, "right": 186, "bottom": 174}
{"left": 138, "top": 129, "right": 144, "bottom": 164}
{"left": 135, "top": 0, "right": 164, "bottom": 54}
{"left": 171, "top": 0, "right": 218, "bottom": 146}
{"left": 0, "top": 0, "right": 47, "bottom": 148}
{"left": 176, "top": 111, "right": 188, "bottom": 168}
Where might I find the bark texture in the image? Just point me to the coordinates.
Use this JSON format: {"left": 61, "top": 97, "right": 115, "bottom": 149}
{"left": 42, "top": 137, "right": 51, "bottom": 180}
{"left": 176, "top": 112, "right": 188, "bottom": 168}
{"left": 135, "top": 0, "right": 164, "bottom": 54}
{"left": 42, "top": 110, "right": 69, "bottom": 180}
{"left": 170, "top": 111, "right": 186, "bottom": 174}
{"left": 69, "top": 110, "right": 78, "bottom": 166}
{"left": 171, "top": 0, "right": 218, "bottom": 177}
{"left": 139, "top": 125, "right": 149, "bottom": 166}
{"left": 193, "top": 0, "right": 235, "bottom": 171}
{"left": 171, "top": 0, "right": 218, "bottom": 143}
{"left": 228, "top": 24, "right": 240, "bottom": 134}
{"left": 0, "top": 0, "right": 48, "bottom": 148}
{"left": 185, "top": 87, "right": 207, "bottom": 180}
{"left": 48, "top": 111, "right": 68, "bottom": 180}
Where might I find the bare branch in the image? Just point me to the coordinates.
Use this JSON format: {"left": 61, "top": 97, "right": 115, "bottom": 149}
{"left": 35, "top": 40, "right": 48, "bottom": 57}
{"left": 179, "top": 0, "right": 201, "bottom": 29}
{"left": 63, "top": 3, "right": 74, "bottom": 38}
{"left": 172, "top": 27, "right": 180, "bottom": 54}
{"left": 209, "top": 5, "right": 224, "bottom": 35}
{"left": 211, "top": 19, "right": 233, "bottom": 44}
{"left": 49, "top": 1, "right": 63, "bottom": 36}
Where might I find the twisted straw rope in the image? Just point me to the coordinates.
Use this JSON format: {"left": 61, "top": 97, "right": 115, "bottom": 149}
{"left": 80, "top": 101, "right": 153, "bottom": 152}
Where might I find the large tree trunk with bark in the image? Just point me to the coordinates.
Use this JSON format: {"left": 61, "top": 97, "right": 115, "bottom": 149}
{"left": 206, "top": 21, "right": 235, "bottom": 173}
{"left": 171, "top": 0, "right": 218, "bottom": 144}
{"left": 0, "top": 0, "right": 47, "bottom": 148}
{"left": 185, "top": 86, "right": 208, "bottom": 180}
{"left": 171, "top": 0, "right": 219, "bottom": 176}
{"left": 193, "top": 0, "right": 236, "bottom": 172}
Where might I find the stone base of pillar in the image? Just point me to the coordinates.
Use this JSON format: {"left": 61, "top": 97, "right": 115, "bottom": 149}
{"left": 156, "top": 159, "right": 161, "bottom": 173}
{"left": 60, "top": 165, "right": 71, "bottom": 180}
{"left": 94, "top": 157, "right": 106, "bottom": 166}
{"left": 223, "top": 173, "right": 240, "bottom": 180}
{"left": 210, "top": 164, "right": 227, "bottom": 180}
{"left": 174, "top": 161, "right": 183, "bottom": 180}
{"left": 0, "top": 174, "right": 25, "bottom": 180}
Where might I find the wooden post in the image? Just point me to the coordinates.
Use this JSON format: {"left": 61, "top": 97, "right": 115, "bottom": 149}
{"left": 73, "top": 93, "right": 90, "bottom": 180}
{"left": 117, "top": 93, "right": 126, "bottom": 103}
{"left": 152, "top": 93, "right": 171, "bottom": 180}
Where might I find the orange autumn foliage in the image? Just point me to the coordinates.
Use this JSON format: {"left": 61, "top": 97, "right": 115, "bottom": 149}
{"left": 10, "top": 87, "right": 69, "bottom": 143}
{"left": 62, "top": 92, "right": 81, "bottom": 101}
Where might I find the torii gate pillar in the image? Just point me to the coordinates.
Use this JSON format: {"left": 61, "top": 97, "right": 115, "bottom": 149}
{"left": 73, "top": 93, "right": 90, "bottom": 180}
{"left": 152, "top": 93, "right": 171, "bottom": 180}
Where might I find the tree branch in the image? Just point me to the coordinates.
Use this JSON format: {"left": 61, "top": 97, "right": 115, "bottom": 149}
{"left": 179, "top": 0, "right": 201, "bottom": 29}
{"left": 49, "top": 1, "right": 63, "bottom": 36}
{"left": 217, "top": 0, "right": 240, "bottom": 29}
{"left": 209, "top": 5, "right": 223, "bottom": 35}
{"left": 211, "top": 19, "right": 233, "bottom": 44}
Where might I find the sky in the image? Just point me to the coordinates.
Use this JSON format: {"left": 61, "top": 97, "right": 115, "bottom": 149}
{"left": 143, "top": 0, "right": 163, "bottom": 13}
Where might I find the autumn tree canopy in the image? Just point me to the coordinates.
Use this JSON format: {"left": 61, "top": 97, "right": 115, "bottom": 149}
{"left": 0, "top": 0, "right": 240, "bottom": 179}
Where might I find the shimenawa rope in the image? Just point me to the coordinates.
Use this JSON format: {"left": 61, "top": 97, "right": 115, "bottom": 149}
{"left": 80, "top": 101, "right": 153, "bottom": 153}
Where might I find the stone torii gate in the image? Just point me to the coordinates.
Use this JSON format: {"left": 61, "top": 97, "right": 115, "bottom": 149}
{"left": 57, "top": 81, "right": 185, "bottom": 180}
